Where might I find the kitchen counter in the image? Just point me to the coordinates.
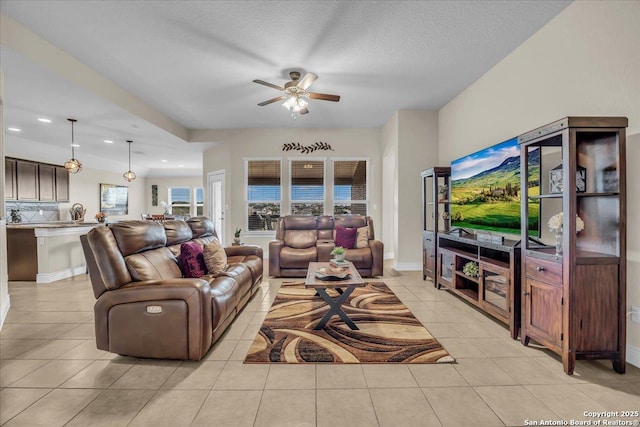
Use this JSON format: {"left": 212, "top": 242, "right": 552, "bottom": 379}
{"left": 7, "top": 221, "right": 100, "bottom": 229}
{"left": 7, "top": 222, "right": 100, "bottom": 283}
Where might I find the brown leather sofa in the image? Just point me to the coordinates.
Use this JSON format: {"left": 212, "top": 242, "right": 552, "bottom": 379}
{"left": 81, "top": 217, "right": 263, "bottom": 361}
{"left": 269, "top": 215, "right": 383, "bottom": 277}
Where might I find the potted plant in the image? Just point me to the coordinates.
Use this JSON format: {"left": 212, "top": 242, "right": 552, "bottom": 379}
{"left": 234, "top": 228, "right": 242, "bottom": 244}
{"left": 331, "top": 246, "right": 346, "bottom": 262}
{"left": 462, "top": 261, "right": 479, "bottom": 278}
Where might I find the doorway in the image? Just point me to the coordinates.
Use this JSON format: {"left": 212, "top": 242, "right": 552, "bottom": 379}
{"left": 207, "top": 170, "right": 225, "bottom": 244}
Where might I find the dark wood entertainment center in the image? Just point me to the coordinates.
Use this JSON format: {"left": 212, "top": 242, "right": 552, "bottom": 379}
{"left": 437, "top": 232, "right": 521, "bottom": 339}
{"left": 426, "top": 116, "right": 627, "bottom": 375}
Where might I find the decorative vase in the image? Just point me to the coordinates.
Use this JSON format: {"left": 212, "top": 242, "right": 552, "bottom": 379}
{"left": 234, "top": 237, "right": 241, "bottom": 244}
{"left": 335, "top": 253, "right": 345, "bottom": 262}
{"left": 555, "top": 230, "right": 563, "bottom": 255}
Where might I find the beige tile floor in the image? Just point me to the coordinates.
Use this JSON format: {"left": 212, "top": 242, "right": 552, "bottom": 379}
{"left": 1, "top": 264, "right": 639, "bottom": 426}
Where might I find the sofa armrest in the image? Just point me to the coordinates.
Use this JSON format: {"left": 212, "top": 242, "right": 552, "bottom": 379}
{"left": 94, "top": 278, "right": 212, "bottom": 360}
{"left": 224, "top": 245, "right": 263, "bottom": 259}
{"left": 268, "top": 240, "right": 284, "bottom": 277}
{"left": 369, "top": 240, "right": 384, "bottom": 276}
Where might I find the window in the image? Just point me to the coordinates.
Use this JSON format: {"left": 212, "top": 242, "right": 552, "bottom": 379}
{"left": 195, "top": 187, "right": 204, "bottom": 216}
{"left": 169, "top": 187, "right": 191, "bottom": 216}
{"left": 247, "top": 160, "right": 281, "bottom": 231}
{"left": 290, "top": 160, "right": 325, "bottom": 215}
{"left": 168, "top": 187, "right": 203, "bottom": 217}
{"left": 334, "top": 159, "right": 368, "bottom": 215}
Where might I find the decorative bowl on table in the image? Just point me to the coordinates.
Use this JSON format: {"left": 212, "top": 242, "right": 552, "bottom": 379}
{"left": 315, "top": 266, "right": 350, "bottom": 280}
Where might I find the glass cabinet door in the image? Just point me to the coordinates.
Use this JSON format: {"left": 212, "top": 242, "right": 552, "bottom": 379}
{"left": 436, "top": 175, "right": 450, "bottom": 232}
{"left": 481, "top": 267, "right": 508, "bottom": 314}
{"left": 439, "top": 251, "right": 454, "bottom": 286}
{"left": 424, "top": 174, "right": 435, "bottom": 232}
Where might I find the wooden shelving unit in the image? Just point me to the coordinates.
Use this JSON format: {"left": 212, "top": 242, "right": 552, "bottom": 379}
{"left": 519, "top": 116, "right": 627, "bottom": 375}
{"left": 437, "top": 232, "right": 521, "bottom": 339}
{"left": 421, "top": 167, "right": 451, "bottom": 285}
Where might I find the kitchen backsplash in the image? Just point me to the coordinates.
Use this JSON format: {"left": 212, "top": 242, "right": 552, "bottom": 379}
{"left": 6, "top": 201, "right": 60, "bottom": 223}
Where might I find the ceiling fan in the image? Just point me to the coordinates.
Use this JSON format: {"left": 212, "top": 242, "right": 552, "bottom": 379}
{"left": 253, "top": 71, "right": 340, "bottom": 116}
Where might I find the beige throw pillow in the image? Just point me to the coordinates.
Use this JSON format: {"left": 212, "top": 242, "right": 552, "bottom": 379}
{"left": 203, "top": 239, "right": 228, "bottom": 275}
{"left": 355, "top": 226, "right": 369, "bottom": 248}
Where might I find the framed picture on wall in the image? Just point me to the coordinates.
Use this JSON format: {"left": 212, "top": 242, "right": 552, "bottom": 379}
{"left": 100, "top": 183, "right": 129, "bottom": 215}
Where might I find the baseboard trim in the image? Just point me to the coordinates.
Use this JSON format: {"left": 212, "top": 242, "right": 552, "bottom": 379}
{"left": 384, "top": 251, "right": 394, "bottom": 260}
{"left": 393, "top": 262, "right": 422, "bottom": 271}
{"left": 0, "top": 294, "right": 10, "bottom": 331}
{"left": 627, "top": 344, "right": 640, "bottom": 368}
{"left": 36, "top": 265, "right": 86, "bottom": 284}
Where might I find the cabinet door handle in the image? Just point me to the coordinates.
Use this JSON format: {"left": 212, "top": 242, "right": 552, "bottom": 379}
{"left": 523, "top": 291, "right": 530, "bottom": 296}
{"left": 536, "top": 266, "right": 545, "bottom": 271}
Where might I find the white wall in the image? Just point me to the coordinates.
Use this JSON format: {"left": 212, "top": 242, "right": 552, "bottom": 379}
{"left": 0, "top": 69, "right": 9, "bottom": 330}
{"left": 381, "top": 111, "right": 398, "bottom": 260}
{"left": 197, "top": 128, "right": 381, "bottom": 255}
{"left": 59, "top": 167, "right": 147, "bottom": 222}
{"left": 396, "top": 110, "right": 439, "bottom": 270}
{"left": 438, "top": 1, "right": 640, "bottom": 365}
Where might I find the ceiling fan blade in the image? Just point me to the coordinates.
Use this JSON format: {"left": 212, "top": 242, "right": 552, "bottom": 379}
{"left": 296, "top": 73, "right": 318, "bottom": 90}
{"left": 257, "top": 96, "right": 286, "bottom": 106}
{"left": 308, "top": 92, "right": 340, "bottom": 102}
{"left": 253, "top": 79, "right": 284, "bottom": 91}
{"left": 300, "top": 108, "right": 309, "bottom": 115}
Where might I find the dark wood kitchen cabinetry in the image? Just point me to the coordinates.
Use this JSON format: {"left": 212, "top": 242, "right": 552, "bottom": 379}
{"left": 16, "top": 160, "right": 39, "bottom": 201}
{"left": 55, "top": 166, "right": 70, "bottom": 202}
{"left": 5, "top": 158, "right": 17, "bottom": 200}
{"left": 5, "top": 157, "right": 69, "bottom": 202}
{"left": 38, "top": 164, "right": 56, "bottom": 201}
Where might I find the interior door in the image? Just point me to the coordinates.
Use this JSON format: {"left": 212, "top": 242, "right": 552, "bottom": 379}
{"left": 207, "top": 170, "right": 225, "bottom": 244}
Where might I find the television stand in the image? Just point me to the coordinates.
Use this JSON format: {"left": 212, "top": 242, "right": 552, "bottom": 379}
{"left": 447, "top": 227, "right": 472, "bottom": 236}
{"left": 437, "top": 233, "right": 521, "bottom": 340}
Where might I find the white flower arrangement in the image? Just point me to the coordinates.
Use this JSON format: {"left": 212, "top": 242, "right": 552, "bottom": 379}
{"left": 548, "top": 212, "right": 584, "bottom": 233}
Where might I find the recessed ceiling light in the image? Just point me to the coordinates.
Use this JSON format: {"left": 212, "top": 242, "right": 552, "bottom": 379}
{"left": 71, "top": 144, "right": 80, "bottom": 147}
{"left": 161, "top": 159, "right": 168, "bottom": 163}
{"left": 8, "top": 127, "right": 22, "bottom": 132}
{"left": 104, "top": 140, "right": 113, "bottom": 144}
{"left": 178, "top": 164, "right": 184, "bottom": 168}
{"left": 38, "top": 118, "right": 52, "bottom": 123}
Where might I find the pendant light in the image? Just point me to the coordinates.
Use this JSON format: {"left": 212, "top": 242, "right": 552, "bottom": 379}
{"left": 64, "top": 118, "right": 82, "bottom": 174}
{"left": 123, "top": 140, "right": 136, "bottom": 182}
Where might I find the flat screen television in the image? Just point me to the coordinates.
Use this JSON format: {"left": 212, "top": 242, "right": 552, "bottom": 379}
{"left": 450, "top": 137, "right": 540, "bottom": 236}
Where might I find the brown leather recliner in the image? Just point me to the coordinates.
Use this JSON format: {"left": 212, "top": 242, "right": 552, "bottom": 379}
{"left": 81, "top": 217, "right": 263, "bottom": 361}
{"left": 269, "top": 215, "right": 383, "bottom": 277}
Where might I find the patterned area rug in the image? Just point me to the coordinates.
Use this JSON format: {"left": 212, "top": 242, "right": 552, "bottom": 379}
{"left": 244, "top": 281, "right": 454, "bottom": 364}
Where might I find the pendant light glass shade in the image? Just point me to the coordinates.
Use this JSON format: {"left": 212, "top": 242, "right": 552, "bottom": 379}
{"left": 65, "top": 118, "right": 82, "bottom": 174}
{"left": 123, "top": 140, "right": 136, "bottom": 182}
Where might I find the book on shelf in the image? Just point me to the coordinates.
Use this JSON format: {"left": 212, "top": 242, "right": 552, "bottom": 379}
{"left": 330, "top": 259, "right": 350, "bottom": 267}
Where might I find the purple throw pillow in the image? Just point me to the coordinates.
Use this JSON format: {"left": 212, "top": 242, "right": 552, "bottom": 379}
{"left": 180, "top": 242, "right": 207, "bottom": 278}
{"left": 335, "top": 225, "right": 357, "bottom": 249}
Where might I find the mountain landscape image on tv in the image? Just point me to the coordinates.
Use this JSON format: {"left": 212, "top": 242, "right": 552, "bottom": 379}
{"left": 450, "top": 137, "right": 540, "bottom": 235}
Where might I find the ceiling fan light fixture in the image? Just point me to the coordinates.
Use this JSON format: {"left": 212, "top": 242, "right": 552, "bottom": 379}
{"left": 65, "top": 118, "right": 82, "bottom": 174}
{"left": 123, "top": 139, "right": 136, "bottom": 182}
{"left": 282, "top": 94, "right": 308, "bottom": 113}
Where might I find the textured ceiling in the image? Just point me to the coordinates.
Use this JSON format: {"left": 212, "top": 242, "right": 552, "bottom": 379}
{"left": 0, "top": 0, "right": 571, "bottom": 175}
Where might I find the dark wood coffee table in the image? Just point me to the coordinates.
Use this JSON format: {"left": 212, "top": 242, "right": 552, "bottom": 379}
{"left": 305, "top": 262, "right": 366, "bottom": 330}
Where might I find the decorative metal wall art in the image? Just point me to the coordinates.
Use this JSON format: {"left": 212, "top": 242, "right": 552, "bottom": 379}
{"left": 282, "top": 142, "right": 334, "bottom": 154}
